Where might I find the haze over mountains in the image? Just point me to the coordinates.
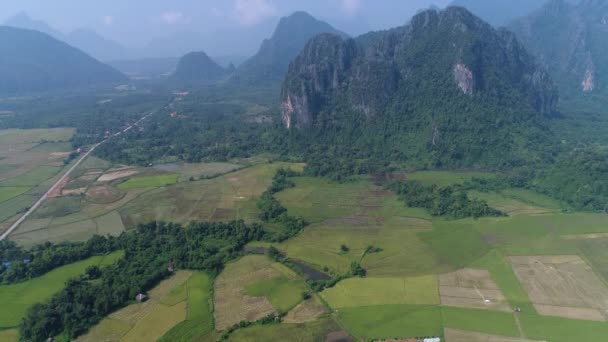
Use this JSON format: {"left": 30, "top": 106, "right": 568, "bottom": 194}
{"left": 229, "top": 12, "right": 345, "bottom": 85}
{"left": 509, "top": 0, "right": 608, "bottom": 101}
{"left": 4, "top": 12, "right": 128, "bottom": 61}
{"left": 450, "top": 0, "right": 580, "bottom": 26}
{"left": 0, "top": 26, "right": 126, "bottom": 94}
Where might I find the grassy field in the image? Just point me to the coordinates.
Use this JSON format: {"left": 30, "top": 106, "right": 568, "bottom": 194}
{"left": 228, "top": 318, "right": 341, "bottom": 342}
{"left": 214, "top": 255, "right": 307, "bottom": 330}
{"left": 273, "top": 177, "right": 437, "bottom": 276}
{"left": 5, "top": 149, "right": 608, "bottom": 342}
{"left": 10, "top": 159, "right": 276, "bottom": 246}
{"left": 159, "top": 272, "right": 215, "bottom": 341}
{"left": 244, "top": 275, "right": 308, "bottom": 312}
{"left": 264, "top": 173, "right": 608, "bottom": 341}
{"left": 320, "top": 276, "right": 439, "bottom": 308}
{"left": 337, "top": 305, "right": 443, "bottom": 340}
{"left": 0, "top": 251, "right": 123, "bottom": 329}
{"left": 0, "top": 186, "right": 30, "bottom": 203}
{"left": 152, "top": 162, "right": 242, "bottom": 182}
{"left": 119, "top": 162, "right": 302, "bottom": 227}
{"left": 117, "top": 174, "right": 179, "bottom": 189}
{"left": 78, "top": 270, "right": 212, "bottom": 342}
{"left": 0, "top": 128, "right": 75, "bottom": 235}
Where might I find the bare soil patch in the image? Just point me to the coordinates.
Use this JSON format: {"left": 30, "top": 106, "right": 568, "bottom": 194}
{"left": 48, "top": 177, "right": 69, "bottom": 198}
{"left": 326, "top": 331, "right": 354, "bottom": 342}
{"left": 85, "top": 185, "right": 125, "bottom": 204}
{"left": 283, "top": 298, "right": 327, "bottom": 323}
{"left": 98, "top": 169, "right": 138, "bottom": 182}
{"left": 213, "top": 256, "right": 281, "bottom": 330}
{"left": 444, "top": 328, "right": 545, "bottom": 342}
{"left": 62, "top": 187, "right": 86, "bottom": 196}
{"left": 510, "top": 255, "right": 608, "bottom": 321}
{"left": 439, "top": 268, "right": 511, "bottom": 312}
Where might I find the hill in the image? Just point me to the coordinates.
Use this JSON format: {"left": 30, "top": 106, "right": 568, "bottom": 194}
{"left": 65, "top": 28, "right": 128, "bottom": 62}
{"left": 230, "top": 11, "right": 345, "bottom": 84}
{"left": 172, "top": 51, "right": 230, "bottom": 83}
{"left": 509, "top": 0, "right": 608, "bottom": 105}
{"left": 0, "top": 26, "right": 127, "bottom": 94}
{"left": 4, "top": 12, "right": 127, "bottom": 61}
{"left": 280, "top": 7, "right": 558, "bottom": 168}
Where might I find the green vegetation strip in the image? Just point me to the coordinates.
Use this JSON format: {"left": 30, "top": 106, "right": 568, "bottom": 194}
{"left": 0, "top": 251, "right": 123, "bottom": 328}
{"left": 117, "top": 174, "right": 178, "bottom": 189}
{"left": 337, "top": 305, "right": 443, "bottom": 340}
{"left": 0, "top": 186, "right": 30, "bottom": 203}
{"left": 159, "top": 272, "right": 215, "bottom": 341}
{"left": 244, "top": 275, "right": 307, "bottom": 312}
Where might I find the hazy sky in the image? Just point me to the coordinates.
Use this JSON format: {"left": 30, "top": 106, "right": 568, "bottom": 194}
{"left": 0, "top": 0, "right": 451, "bottom": 46}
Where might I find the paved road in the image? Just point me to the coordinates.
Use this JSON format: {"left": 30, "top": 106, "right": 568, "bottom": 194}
{"left": 0, "top": 112, "right": 153, "bottom": 241}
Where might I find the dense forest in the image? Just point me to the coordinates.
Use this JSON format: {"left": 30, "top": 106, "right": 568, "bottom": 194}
{"left": 19, "top": 221, "right": 268, "bottom": 341}
{"left": 0, "top": 237, "right": 119, "bottom": 284}
{"left": 388, "top": 181, "right": 504, "bottom": 218}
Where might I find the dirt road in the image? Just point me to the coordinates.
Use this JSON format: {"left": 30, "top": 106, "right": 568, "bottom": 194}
{"left": 0, "top": 112, "right": 153, "bottom": 241}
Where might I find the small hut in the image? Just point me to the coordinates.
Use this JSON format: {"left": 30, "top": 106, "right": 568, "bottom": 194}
{"left": 135, "top": 293, "right": 147, "bottom": 302}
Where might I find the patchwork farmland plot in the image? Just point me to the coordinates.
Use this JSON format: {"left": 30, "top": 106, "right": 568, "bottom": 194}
{"left": 444, "top": 328, "right": 544, "bottom": 342}
{"left": 214, "top": 255, "right": 307, "bottom": 330}
{"left": 78, "top": 270, "right": 214, "bottom": 342}
{"left": 439, "top": 268, "right": 511, "bottom": 312}
{"left": 509, "top": 255, "right": 608, "bottom": 321}
{"left": 8, "top": 158, "right": 281, "bottom": 246}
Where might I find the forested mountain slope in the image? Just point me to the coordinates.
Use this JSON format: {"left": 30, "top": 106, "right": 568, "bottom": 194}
{"left": 280, "top": 7, "right": 558, "bottom": 168}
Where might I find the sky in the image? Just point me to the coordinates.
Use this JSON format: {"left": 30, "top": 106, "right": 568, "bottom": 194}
{"left": 0, "top": 0, "right": 451, "bottom": 47}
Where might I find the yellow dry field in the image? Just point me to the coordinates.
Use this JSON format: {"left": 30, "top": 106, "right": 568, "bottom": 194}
{"left": 214, "top": 255, "right": 285, "bottom": 330}
{"left": 98, "top": 168, "right": 139, "bottom": 182}
{"left": 510, "top": 255, "right": 608, "bottom": 321}
{"left": 283, "top": 297, "right": 327, "bottom": 323}
{"left": 439, "top": 268, "right": 511, "bottom": 312}
{"left": 76, "top": 271, "right": 192, "bottom": 342}
{"left": 444, "top": 328, "right": 546, "bottom": 342}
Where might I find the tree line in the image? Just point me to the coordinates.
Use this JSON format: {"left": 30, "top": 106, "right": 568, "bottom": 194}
{"left": 19, "top": 220, "right": 267, "bottom": 341}
{"left": 388, "top": 180, "right": 504, "bottom": 219}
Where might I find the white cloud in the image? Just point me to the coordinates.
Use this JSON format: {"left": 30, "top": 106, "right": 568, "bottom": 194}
{"left": 340, "top": 0, "right": 362, "bottom": 17}
{"left": 103, "top": 15, "right": 114, "bottom": 26}
{"left": 233, "top": 0, "right": 277, "bottom": 26}
{"left": 160, "top": 11, "right": 189, "bottom": 25}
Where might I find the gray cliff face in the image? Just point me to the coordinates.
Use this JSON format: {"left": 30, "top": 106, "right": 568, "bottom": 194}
{"left": 453, "top": 63, "right": 475, "bottom": 95}
{"left": 281, "top": 7, "right": 558, "bottom": 130}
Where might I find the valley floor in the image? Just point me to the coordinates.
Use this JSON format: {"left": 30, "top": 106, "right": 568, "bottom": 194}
{"left": 1, "top": 134, "right": 608, "bottom": 341}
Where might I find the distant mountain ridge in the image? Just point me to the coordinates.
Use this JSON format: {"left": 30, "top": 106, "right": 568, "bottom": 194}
{"left": 280, "top": 7, "right": 558, "bottom": 167}
{"left": 0, "top": 26, "right": 126, "bottom": 94}
{"left": 230, "top": 11, "right": 346, "bottom": 85}
{"left": 509, "top": 0, "right": 608, "bottom": 101}
{"left": 171, "top": 51, "right": 231, "bottom": 83}
{"left": 4, "top": 12, "right": 128, "bottom": 61}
